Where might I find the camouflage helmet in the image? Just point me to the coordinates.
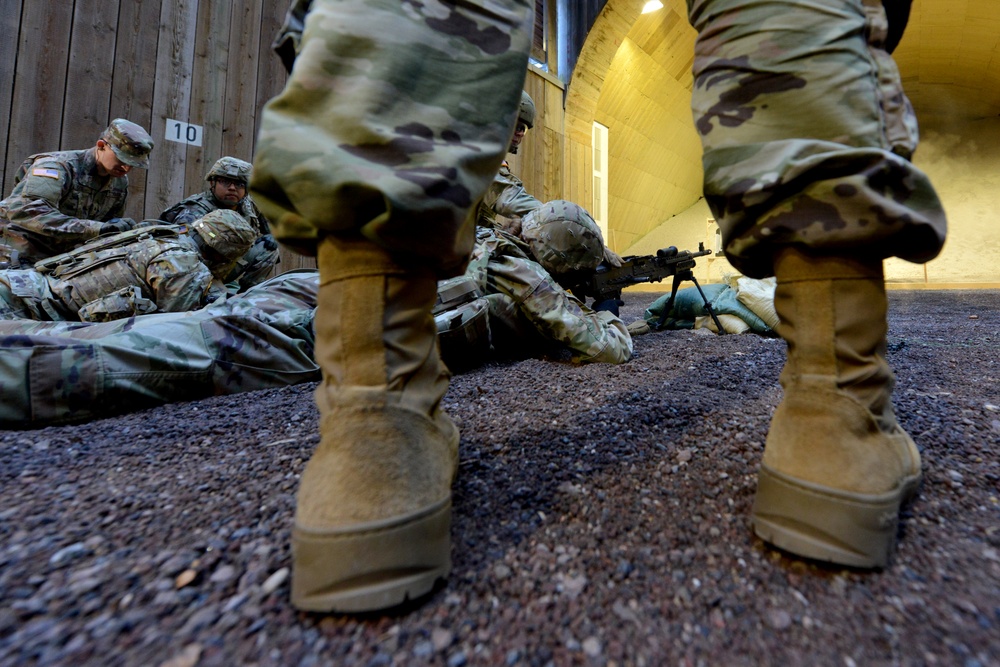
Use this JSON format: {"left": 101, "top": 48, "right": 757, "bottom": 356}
{"left": 205, "top": 156, "right": 253, "bottom": 185}
{"left": 520, "top": 200, "right": 604, "bottom": 275}
{"left": 102, "top": 119, "right": 154, "bottom": 169}
{"left": 191, "top": 210, "right": 256, "bottom": 266}
{"left": 518, "top": 91, "right": 535, "bottom": 129}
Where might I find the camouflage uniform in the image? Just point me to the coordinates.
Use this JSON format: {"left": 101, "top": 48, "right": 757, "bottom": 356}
{"left": 252, "top": 1, "right": 532, "bottom": 271}
{"left": 686, "top": 0, "right": 948, "bottom": 568}
{"left": 687, "top": 0, "right": 946, "bottom": 276}
{"left": 0, "top": 211, "right": 256, "bottom": 322}
{"left": 0, "top": 120, "right": 155, "bottom": 267}
{"left": 0, "top": 227, "right": 218, "bottom": 322}
{"left": 0, "top": 270, "right": 320, "bottom": 428}
{"left": 251, "top": 0, "right": 535, "bottom": 613}
{"left": 464, "top": 226, "right": 632, "bottom": 364}
{"left": 477, "top": 161, "right": 542, "bottom": 233}
{"left": 161, "top": 158, "right": 280, "bottom": 292}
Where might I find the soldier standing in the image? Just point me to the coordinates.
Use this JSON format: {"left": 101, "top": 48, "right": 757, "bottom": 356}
{"left": 0, "top": 119, "right": 154, "bottom": 267}
{"left": 0, "top": 210, "right": 256, "bottom": 322}
{"left": 251, "top": 0, "right": 536, "bottom": 614}
{"left": 686, "top": 0, "right": 946, "bottom": 568}
{"left": 161, "top": 157, "right": 280, "bottom": 292}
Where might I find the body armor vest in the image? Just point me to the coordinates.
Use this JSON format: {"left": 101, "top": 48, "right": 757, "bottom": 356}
{"left": 35, "top": 225, "right": 190, "bottom": 310}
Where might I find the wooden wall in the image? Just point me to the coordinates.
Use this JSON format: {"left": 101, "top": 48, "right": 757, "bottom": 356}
{"left": 0, "top": 0, "right": 305, "bottom": 268}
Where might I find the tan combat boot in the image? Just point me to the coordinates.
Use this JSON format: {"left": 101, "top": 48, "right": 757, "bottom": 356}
{"left": 751, "top": 247, "right": 922, "bottom": 568}
{"left": 291, "top": 235, "right": 458, "bottom": 613}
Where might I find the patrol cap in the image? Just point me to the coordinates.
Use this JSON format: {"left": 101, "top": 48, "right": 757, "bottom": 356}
{"left": 102, "top": 119, "right": 154, "bottom": 168}
{"left": 191, "top": 210, "right": 256, "bottom": 263}
{"left": 206, "top": 156, "right": 253, "bottom": 185}
{"left": 521, "top": 200, "right": 604, "bottom": 275}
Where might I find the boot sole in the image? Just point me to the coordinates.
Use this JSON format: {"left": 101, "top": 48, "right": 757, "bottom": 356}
{"left": 751, "top": 466, "right": 921, "bottom": 569}
{"left": 291, "top": 497, "right": 451, "bottom": 613}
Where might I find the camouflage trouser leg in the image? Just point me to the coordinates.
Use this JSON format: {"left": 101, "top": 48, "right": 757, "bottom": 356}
{"left": 250, "top": 0, "right": 534, "bottom": 278}
{"left": 0, "top": 271, "right": 64, "bottom": 320}
{"left": 686, "top": 0, "right": 947, "bottom": 278}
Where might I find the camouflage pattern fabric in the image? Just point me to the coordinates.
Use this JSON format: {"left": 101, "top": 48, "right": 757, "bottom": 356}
{"left": 0, "top": 270, "right": 320, "bottom": 428}
{"left": 0, "top": 230, "right": 217, "bottom": 322}
{"left": 250, "top": 0, "right": 535, "bottom": 277}
{"left": 462, "top": 226, "right": 632, "bottom": 364}
{"left": 477, "top": 161, "right": 542, "bottom": 234}
{"left": 161, "top": 192, "right": 280, "bottom": 292}
{"left": 102, "top": 119, "right": 154, "bottom": 169}
{"left": 0, "top": 149, "right": 130, "bottom": 264}
{"left": 686, "top": 0, "right": 946, "bottom": 278}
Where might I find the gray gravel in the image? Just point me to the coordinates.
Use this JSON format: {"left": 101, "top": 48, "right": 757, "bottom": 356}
{"left": 1, "top": 289, "right": 998, "bottom": 667}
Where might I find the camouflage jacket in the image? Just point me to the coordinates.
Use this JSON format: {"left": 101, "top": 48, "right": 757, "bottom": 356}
{"left": 159, "top": 192, "right": 279, "bottom": 292}
{"left": 0, "top": 270, "right": 320, "bottom": 427}
{"left": 476, "top": 161, "right": 542, "bottom": 234}
{"left": 159, "top": 191, "right": 271, "bottom": 237}
{"left": 0, "top": 148, "right": 129, "bottom": 263}
{"left": 0, "top": 227, "right": 221, "bottom": 322}
{"left": 464, "top": 227, "right": 632, "bottom": 364}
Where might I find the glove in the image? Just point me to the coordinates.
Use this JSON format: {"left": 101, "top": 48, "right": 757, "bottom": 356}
{"left": 602, "top": 247, "right": 623, "bottom": 268}
{"left": 99, "top": 217, "right": 137, "bottom": 235}
{"left": 592, "top": 297, "right": 622, "bottom": 317}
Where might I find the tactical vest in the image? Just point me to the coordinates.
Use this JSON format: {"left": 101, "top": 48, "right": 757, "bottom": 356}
{"left": 34, "top": 224, "right": 190, "bottom": 311}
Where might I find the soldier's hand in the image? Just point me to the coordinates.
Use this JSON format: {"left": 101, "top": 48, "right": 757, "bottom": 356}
{"left": 100, "top": 217, "right": 137, "bottom": 235}
{"left": 603, "top": 247, "right": 623, "bottom": 268}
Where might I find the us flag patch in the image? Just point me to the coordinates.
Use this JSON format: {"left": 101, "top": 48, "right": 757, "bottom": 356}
{"left": 32, "top": 168, "right": 60, "bottom": 179}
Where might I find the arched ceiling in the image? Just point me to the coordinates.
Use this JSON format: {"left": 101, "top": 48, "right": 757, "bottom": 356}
{"left": 566, "top": 0, "right": 1000, "bottom": 249}
{"left": 893, "top": 0, "right": 1000, "bottom": 126}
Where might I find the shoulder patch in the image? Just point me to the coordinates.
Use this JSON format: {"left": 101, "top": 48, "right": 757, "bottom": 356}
{"left": 31, "top": 167, "right": 61, "bottom": 179}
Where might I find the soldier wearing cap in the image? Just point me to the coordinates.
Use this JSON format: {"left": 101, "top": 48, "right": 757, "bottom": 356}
{"left": 0, "top": 119, "right": 154, "bottom": 268}
{"left": 160, "top": 156, "right": 279, "bottom": 293}
{"left": 0, "top": 209, "right": 256, "bottom": 322}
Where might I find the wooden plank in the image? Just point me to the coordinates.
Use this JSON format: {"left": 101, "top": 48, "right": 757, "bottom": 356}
{"left": 0, "top": 0, "right": 25, "bottom": 194}
{"left": 222, "top": 0, "right": 264, "bottom": 159}
{"left": 145, "top": 0, "right": 199, "bottom": 220}
{"left": 4, "top": 3, "right": 73, "bottom": 198}
{"left": 186, "top": 0, "right": 234, "bottom": 200}
{"left": 112, "top": 0, "right": 163, "bottom": 221}
{"left": 62, "top": 0, "right": 121, "bottom": 150}
{"left": 253, "top": 0, "right": 290, "bottom": 155}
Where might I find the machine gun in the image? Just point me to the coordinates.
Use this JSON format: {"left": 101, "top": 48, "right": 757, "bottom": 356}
{"left": 567, "top": 242, "right": 725, "bottom": 334}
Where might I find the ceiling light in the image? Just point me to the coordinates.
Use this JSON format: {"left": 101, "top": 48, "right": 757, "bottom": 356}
{"left": 642, "top": 0, "right": 664, "bottom": 13}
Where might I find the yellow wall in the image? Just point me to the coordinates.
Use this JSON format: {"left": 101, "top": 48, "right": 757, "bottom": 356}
{"left": 550, "top": 0, "right": 1000, "bottom": 288}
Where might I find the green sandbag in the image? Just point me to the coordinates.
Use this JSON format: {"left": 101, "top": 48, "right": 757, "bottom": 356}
{"left": 643, "top": 283, "right": 773, "bottom": 334}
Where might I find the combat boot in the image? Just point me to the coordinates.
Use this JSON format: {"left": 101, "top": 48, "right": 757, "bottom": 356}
{"left": 291, "top": 235, "right": 458, "bottom": 613}
{"left": 751, "top": 247, "right": 921, "bottom": 568}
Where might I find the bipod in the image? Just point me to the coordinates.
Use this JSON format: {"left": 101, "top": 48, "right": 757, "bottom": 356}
{"left": 654, "top": 268, "right": 726, "bottom": 334}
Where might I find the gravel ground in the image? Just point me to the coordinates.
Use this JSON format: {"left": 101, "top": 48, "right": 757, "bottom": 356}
{"left": 1, "top": 289, "right": 998, "bottom": 667}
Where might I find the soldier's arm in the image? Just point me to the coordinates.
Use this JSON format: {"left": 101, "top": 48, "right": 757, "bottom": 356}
{"left": 145, "top": 250, "right": 216, "bottom": 313}
{"left": 1, "top": 161, "right": 105, "bottom": 247}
